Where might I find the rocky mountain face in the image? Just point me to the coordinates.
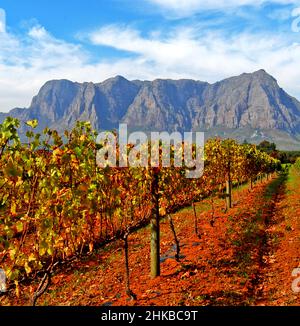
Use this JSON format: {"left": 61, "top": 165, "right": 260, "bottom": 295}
{"left": 2, "top": 70, "right": 300, "bottom": 149}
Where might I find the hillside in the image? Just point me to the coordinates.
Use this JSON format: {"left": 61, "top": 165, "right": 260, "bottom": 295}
{"left": 2, "top": 70, "right": 300, "bottom": 149}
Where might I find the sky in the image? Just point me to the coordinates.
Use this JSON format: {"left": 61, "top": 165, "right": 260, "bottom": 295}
{"left": 1, "top": 0, "right": 300, "bottom": 112}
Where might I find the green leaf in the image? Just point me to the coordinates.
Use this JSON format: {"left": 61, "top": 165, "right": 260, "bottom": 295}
{"left": 39, "top": 241, "right": 48, "bottom": 256}
{"left": 26, "top": 131, "right": 34, "bottom": 138}
{"left": 16, "top": 221, "right": 23, "bottom": 233}
{"left": 74, "top": 147, "right": 82, "bottom": 157}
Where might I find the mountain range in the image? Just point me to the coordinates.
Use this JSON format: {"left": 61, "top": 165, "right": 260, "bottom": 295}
{"left": 1, "top": 69, "right": 300, "bottom": 150}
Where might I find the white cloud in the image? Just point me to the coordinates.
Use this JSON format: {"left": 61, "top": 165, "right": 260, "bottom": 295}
{"left": 89, "top": 24, "right": 300, "bottom": 100}
{"left": 90, "top": 25, "right": 196, "bottom": 64}
{"left": 1, "top": 6, "right": 300, "bottom": 113}
{"left": 0, "top": 13, "right": 175, "bottom": 112}
{"left": 0, "top": 8, "right": 5, "bottom": 33}
{"left": 148, "top": 0, "right": 299, "bottom": 16}
{"left": 0, "top": 13, "right": 92, "bottom": 111}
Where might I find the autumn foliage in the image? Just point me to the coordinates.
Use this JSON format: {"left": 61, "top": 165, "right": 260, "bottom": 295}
{"left": 0, "top": 117, "right": 280, "bottom": 296}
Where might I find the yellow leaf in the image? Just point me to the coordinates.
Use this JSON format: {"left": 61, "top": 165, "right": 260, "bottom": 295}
{"left": 39, "top": 247, "right": 46, "bottom": 256}
{"left": 10, "top": 202, "right": 17, "bottom": 216}
{"left": 25, "top": 262, "right": 32, "bottom": 275}
{"left": 9, "top": 248, "right": 17, "bottom": 260}
{"left": 47, "top": 247, "right": 53, "bottom": 256}
{"left": 15, "top": 280, "right": 20, "bottom": 298}
{"left": 26, "top": 119, "right": 38, "bottom": 129}
{"left": 28, "top": 253, "right": 36, "bottom": 262}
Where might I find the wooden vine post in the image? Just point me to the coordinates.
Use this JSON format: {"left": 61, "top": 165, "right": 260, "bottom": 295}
{"left": 150, "top": 167, "right": 160, "bottom": 278}
{"left": 226, "top": 160, "right": 232, "bottom": 210}
{"left": 123, "top": 231, "right": 136, "bottom": 300}
{"left": 168, "top": 215, "right": 180, "bottom": 261}
{"left": 192, "top": 201, "right": 198, "bottom": 236}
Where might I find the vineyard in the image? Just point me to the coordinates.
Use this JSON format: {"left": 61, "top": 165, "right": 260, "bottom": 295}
{"left": 0, "top": 117, "right": 282, "bottom": 305}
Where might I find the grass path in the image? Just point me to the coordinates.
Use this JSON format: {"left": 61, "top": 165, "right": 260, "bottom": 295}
{"left": 255, "top": 168, "right": 300, "bottom": 306}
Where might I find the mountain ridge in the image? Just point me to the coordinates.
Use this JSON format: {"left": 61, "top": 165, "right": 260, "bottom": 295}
{"left": 1, "top": 69, "right": 300, "bottom": 150}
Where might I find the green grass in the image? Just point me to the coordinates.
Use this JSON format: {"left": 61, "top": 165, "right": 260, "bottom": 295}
{"left": 263, "top": 172, "right": 287, "bottom": 200}
{"left": 287, "top": 166, "right": 299, "bottom": 184}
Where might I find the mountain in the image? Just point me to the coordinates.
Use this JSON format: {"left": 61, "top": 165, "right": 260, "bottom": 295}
{"left": 2, "top": 70, "right": 300, "bottom": 149}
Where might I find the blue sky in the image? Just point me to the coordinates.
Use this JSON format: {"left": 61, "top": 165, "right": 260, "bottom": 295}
{"left": 0, "top": 0, "right": 300, "bottom": 111}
